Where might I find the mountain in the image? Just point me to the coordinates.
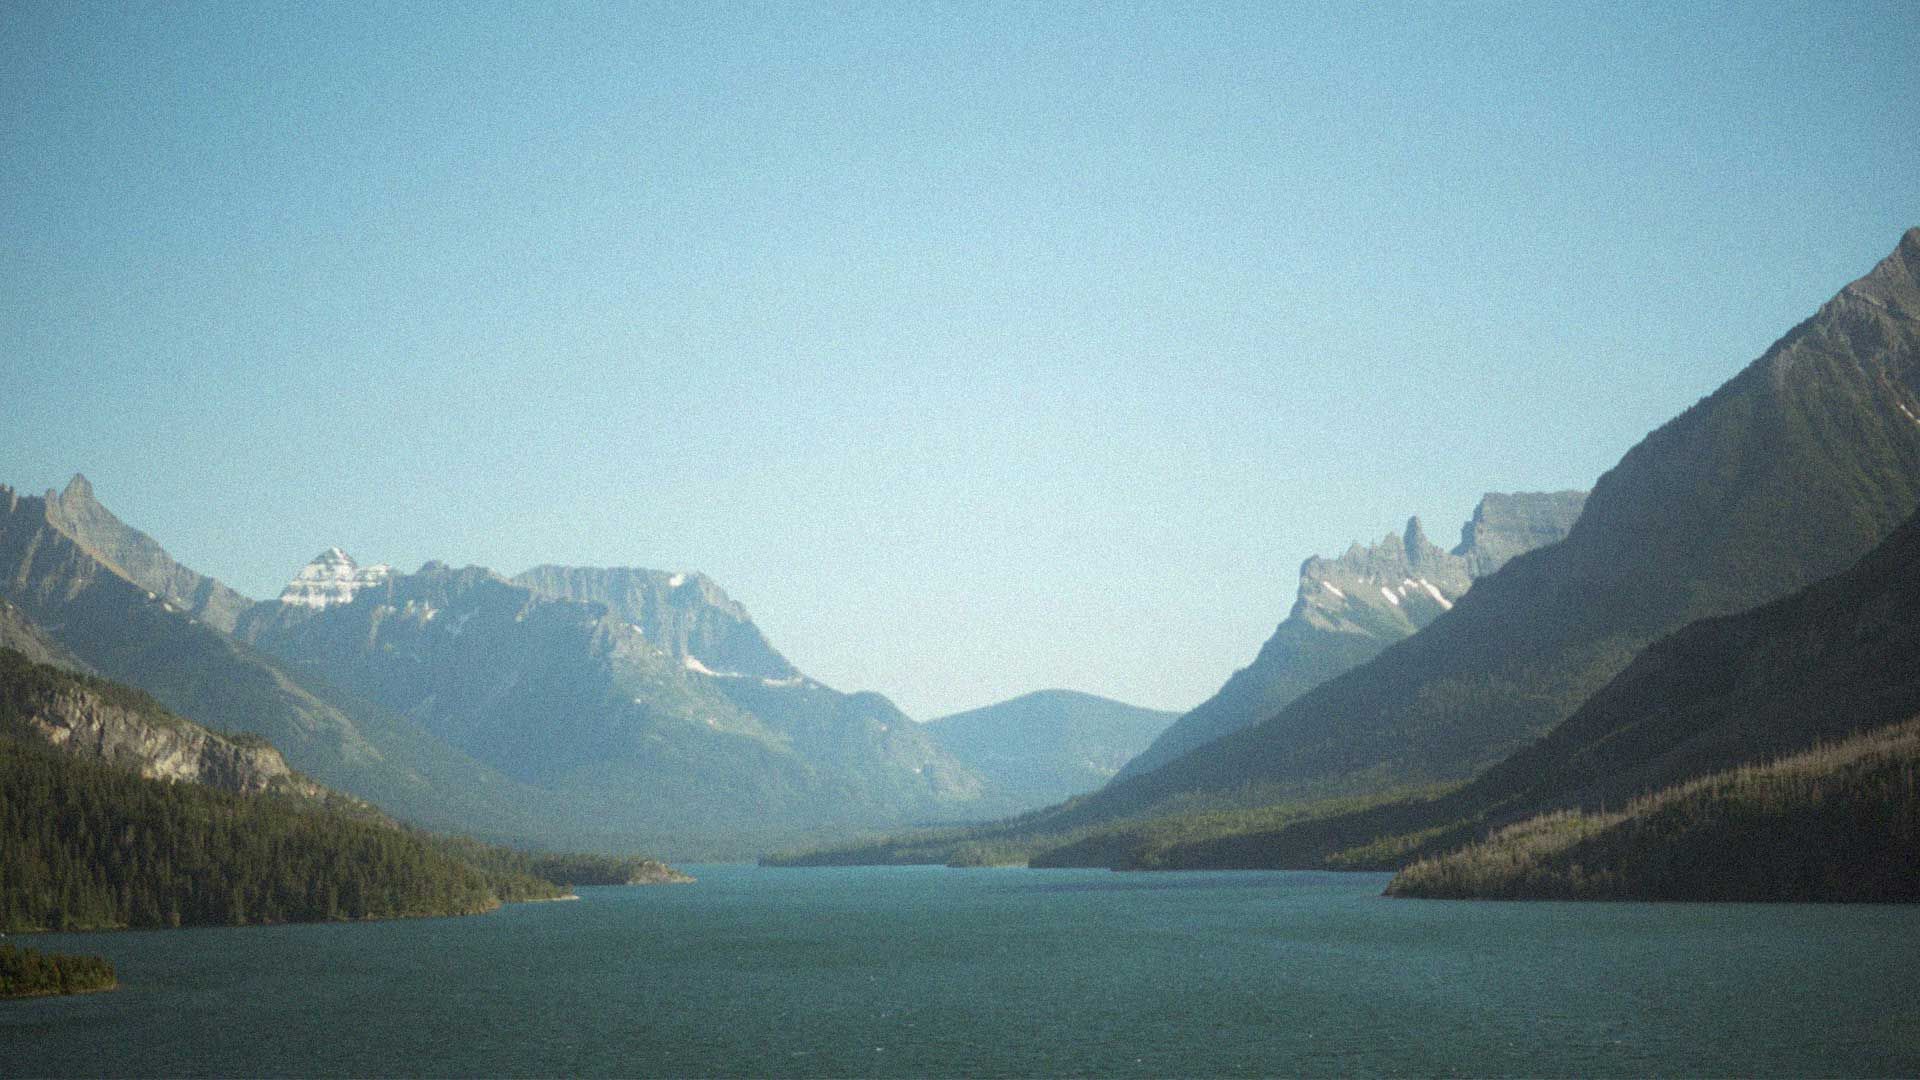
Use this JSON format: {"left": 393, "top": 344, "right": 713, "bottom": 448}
{"left": 40, "top": 475, "right": 254, "bottom": 634}
{"left": 1385, "top": 715, "right": 1920, "bottom": 902}
{"left": 1, "top": 647, "right": 319, "bottom": 797}
{"left": 1116, "top": 491, "right": 1585, "bottom": 781}
{"left": 924, "top": 690, "right": 1178, "bottom": 807}
{"left": 1150, "top": 496, "right": 1920, "bottom": 871}
{"left": 0, "top": 480, "right": 576, "bottom": 845}
{"left": 0, "top": 598, "right": 90, "bottom": 674}
{"left": 0, "top": 648, "right": 687, "bottom": 933}
{"left": 512, "top": 565, "right": 799, "bottom": 679}
{"left": 1077, "top": 228, "right": 1920, "bottom": 822}
{"left": 237, "top": 553, "right": 997, "bottom": 844}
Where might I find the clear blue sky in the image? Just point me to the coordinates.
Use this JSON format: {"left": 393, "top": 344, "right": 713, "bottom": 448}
{"left": 4, "top": 2, "right": 1916, "bottom": 718}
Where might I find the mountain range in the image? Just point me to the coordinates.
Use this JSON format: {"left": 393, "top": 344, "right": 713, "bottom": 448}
{"left": 1381, "top": 499, "right": 1920, "bottom": 899}
{"left": 235, "top": 549, "right": 995, "bottom": 844}
{"left": 8, "top": 228, "right": 1916, "bottom": 894}
{"left": 0, "top": 476, "right": 1180, "bottom": 857}
{"left": 777, "top": 227, "right": 1920, "bottom": 880}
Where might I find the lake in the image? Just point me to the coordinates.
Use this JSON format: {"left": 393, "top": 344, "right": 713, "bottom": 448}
{"left": 5, "top": 865, "right": 1917, "bottom": 1077}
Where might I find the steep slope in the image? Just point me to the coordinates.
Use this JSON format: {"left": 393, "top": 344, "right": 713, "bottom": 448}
{"left": 1117, "top": 492, "right": 1584, "bottom": 781}
{"left": 0, "top": 647, "right": 318, "bottom": 796}
{"left": 509, "top": 565, "right": 992, "bottom": 816}
{"left": 1385, "top": 716, "right": 1920, "bottom": 902}
{"left": 512, "top": 565, "right": 798, "bottom": 679}
{"left": 0, "top": 598, "right": 90, "bottom": 674}
{"left": 40, "top": 475, "right": 254, "bottom": 634}
{"left": 1150, "top": 499, "right": 1920, "bottom": 870}
{"left": 1464, "top": 502, "right": 1920, "bottom": 817}
{"left": 0, "top": 482, "right": 574, "bottom": 844}
{"left": 925, "top": 690, "right": 1178, "bottom": 807}
{"left": 239, "top": 554, "right": 994, "bottom": 841}
{"left": 1088, "top": 228, "right": 1920, "bottom": 819}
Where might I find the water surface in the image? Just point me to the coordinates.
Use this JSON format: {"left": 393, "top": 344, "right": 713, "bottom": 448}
{"left": 5, "top": 865, "right": 1916, "bottom": 1077}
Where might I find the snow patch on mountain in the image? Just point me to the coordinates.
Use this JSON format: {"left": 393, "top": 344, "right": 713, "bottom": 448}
{"left": 278, "top": 548, "right": 391, "bottom": 609}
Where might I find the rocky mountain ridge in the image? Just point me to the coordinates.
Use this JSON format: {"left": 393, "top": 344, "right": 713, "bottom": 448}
{"left": 1116, "top": 490, "right": 1586, "bottom": 781}
{"left": 512, "top": 565, "right": 800, "bottom": 681}
{"left": 237, "top": 549, "right": 998, "bottom": 843}
{"left": 1183, "top": 498, "right": 1920, "bottom": 875}
{"left": 277, "top": 547, "right": 391, "bottom": 610}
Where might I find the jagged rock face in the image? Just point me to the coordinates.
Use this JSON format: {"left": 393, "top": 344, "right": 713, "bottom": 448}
{"left": 42, "top": 474, "right": 254, "bottom": 634}
{"left": 0, "top": 660, "right": 315, "bottom": 797}
{"left": 277, "top": 547, "right": 392, "bottom": 609}
{"left": 1455, "top": 491, "right": 1590, "bottom": 578}
{"left": 1115, "top": 491, "right": 1587, "bottom": 782}
{"left": 511, "top": 566, "right": 798, "bottom": 680}
{"left": 1294, "top": 518, "right": 1472, "bottom": 639}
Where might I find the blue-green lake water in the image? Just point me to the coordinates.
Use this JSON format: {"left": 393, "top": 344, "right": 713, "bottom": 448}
{"left": 5, "top": 865, "right": 1918, "bottom": 1077}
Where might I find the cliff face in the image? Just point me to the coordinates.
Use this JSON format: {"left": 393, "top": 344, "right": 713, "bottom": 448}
{"left": 512, "top": 565, "right": 798, "bottom": 681}
{"left": 0, "top": 650, "right": 321, "bottom": 797}
{"left": 1454, "top": 491, "right": 1592, "bottom": 578}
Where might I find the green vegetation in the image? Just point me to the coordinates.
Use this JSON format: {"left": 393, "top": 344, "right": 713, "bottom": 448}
{"left": 0, "top": 726, "right": 688, "bottom": 932}
{"left": 0, "top": 645, "right": 201, "bottom": 737}
{"left": 0, "top": 732, "right": 525, "bottom": 931}
{"left": 1, "top": 942, "right": 115, "bottom": 999}
{"left": 423, "top": 836, "right": 693, "bottom": 888}
{"left": 763, "top": 782, "right": 1455, "bottom": 870}
{"left": 1387, "top": 716, "right": 1920, "bottom": 901}
{"left": 1139, "top": 499, "right": 1920, "bottom": 873}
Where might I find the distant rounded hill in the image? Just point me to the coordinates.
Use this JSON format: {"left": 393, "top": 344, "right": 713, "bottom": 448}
{"left": 925, "top": 690, "right": 1179, "bottom": 807}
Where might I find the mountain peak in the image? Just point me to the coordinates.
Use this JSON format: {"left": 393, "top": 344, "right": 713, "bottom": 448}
{"left": 279, "top": 548, "right": 390, "bottom": 609}
{"left": 62, "top": 474, "right": 94, "bottom": 502}
{"left": 1839, "top": 226, "right": 1920, "bottom": 309}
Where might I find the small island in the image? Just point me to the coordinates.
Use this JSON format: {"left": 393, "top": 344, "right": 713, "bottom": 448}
{"left": 1, "top": 942, "right": 116, "bottom": 999}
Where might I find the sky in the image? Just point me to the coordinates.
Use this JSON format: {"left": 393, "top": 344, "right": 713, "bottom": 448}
{"left": 3, "top": 3, "right": 1917, "bottom": 719}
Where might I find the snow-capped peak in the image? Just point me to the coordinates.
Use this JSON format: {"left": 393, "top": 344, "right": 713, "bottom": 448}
{"left": 278, "top": 548, "right": 391, "bottom": 609}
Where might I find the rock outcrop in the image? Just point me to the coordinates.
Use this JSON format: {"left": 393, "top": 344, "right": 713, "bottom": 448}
{"left": 0, "top": 650, "right": 321, "bottom": 797}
